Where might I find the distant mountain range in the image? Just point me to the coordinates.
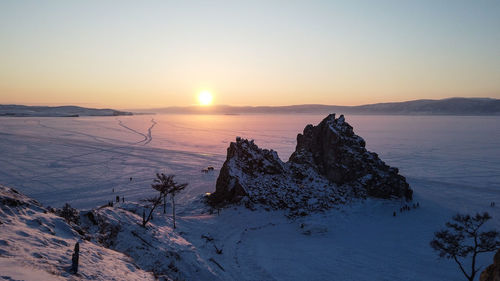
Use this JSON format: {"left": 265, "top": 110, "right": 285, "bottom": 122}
{"left": 0, "top": 105, "right": 132, "bottom": 117}
{"left": 141, "top": 97, "right": 500, "bottom": 116}
{"left": 2, "top": 98, "right": 499, "bottom": 117}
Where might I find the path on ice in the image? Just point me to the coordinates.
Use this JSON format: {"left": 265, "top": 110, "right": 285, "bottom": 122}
{"left": 118, "top": 118, "right": 157, "bottom": 145}
{"left": 143, "top": 118, "right": 157, "bottom": 145}
{"left": 118, "top": 119, "right": 148, "bottom": 143}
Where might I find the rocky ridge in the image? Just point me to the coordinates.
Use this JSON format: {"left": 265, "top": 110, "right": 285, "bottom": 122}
{"left": 209, "top": 114, "right": 412, "bottom": 214}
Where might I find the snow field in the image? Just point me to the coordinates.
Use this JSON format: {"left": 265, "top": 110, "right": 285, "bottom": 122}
{"left": 0, "top": 114, "right": 499, "bottom": 280}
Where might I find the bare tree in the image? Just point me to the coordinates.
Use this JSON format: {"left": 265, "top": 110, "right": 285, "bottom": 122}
{"left": 151, "top": 173, "right": 175, "bottom": 214}
{"left": 150, "top": 173, "right": 188, "bottom": 229}
{"left": 141, "top": 195, "right": 162, "bottom": 227}
{"left": 167, "top": 178, "right": 187, "bottom": 229}
{"left": 430, "top": 212, "right": 500, "bottom": 281}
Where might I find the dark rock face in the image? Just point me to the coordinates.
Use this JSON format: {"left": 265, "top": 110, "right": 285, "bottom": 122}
{"left": 480, "top": 249, "right": 500, "bottom": 281}
{"left": 209, "top": 114, "right": 412, "bottom": 212}
{"left": 290, "top": 114, "right": 412, "bottom": 199}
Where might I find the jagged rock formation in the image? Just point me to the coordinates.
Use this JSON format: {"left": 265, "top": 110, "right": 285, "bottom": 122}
{"left": 290, "top": 114, "right": 412, "bottom": 199}
{"left": 209, "top": 114, "right": 412, "bottom": 213}
{"left": 480, "top": 249, "right": 500, "bottom": 281}
{"left": 211, "top": 137, "right": 349, "bottom": 215}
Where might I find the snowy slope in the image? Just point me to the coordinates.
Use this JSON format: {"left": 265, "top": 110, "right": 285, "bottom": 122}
{"left": 78, "top": 201, "right": 223, "bottom": 280}
{"left": 0, "top": 185, "right": 154, "bottom": 281}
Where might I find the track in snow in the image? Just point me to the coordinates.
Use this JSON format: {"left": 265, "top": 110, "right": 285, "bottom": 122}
{"left": 118, "top": 119, "right": 157, "bottom": 145}
{"left": 143, "top": 119, "right": 157, "bottom": 145}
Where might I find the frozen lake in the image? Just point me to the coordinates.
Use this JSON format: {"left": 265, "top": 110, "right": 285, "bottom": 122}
{"left": 1, "top": 113, "right": 499, "bottom": 281}
{"left": 0, "top": 114, "right": 498, "bottom": 210}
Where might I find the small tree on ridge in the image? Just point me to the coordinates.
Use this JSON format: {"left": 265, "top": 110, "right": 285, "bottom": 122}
{"left": 168, "top": 177, "right": 187, "bottom": 229}
{"left": 151, "top": 173, "right": 175, "bottom": 214}
{"left": 150, "top": 173, "right": 188, "bottom": 229}
{"left": 430, "top": 212, "right": 500, "bottom": 281}
{"left": 141, "top": 195, "right": 162, "bottom": 227}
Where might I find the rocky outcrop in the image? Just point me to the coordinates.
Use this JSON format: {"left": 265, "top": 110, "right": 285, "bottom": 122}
{"left": 209, "top": 114, "right": 412, "bottom": 213}
{"left": 480, "top": 249, "right": 500, "bottom": 281}
{"left": 290, "top": 114, "right": 412, "bottom": 199}
{"left": 212, "top": 137, "right": 285, "bottom": 204}
{"left": 209, "top": 137, "right": 349, "bottom": 215}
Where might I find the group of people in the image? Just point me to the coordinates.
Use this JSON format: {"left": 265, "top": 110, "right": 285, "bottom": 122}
{"left": 108, "top": 177, "right": 136, "bottom": 206}
{"left": 393, "top": 202, "right": 420, "bottom": 217}
{"left": 107, "top": 187, "right": 126, "bottom": 207}
{"left": 201, "top": 166, "right": 215, "bottom": 173}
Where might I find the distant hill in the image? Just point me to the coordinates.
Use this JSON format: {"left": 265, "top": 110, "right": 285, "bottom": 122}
{"left": 142, "top": 98, "right": 500, "bottom": 115}
{"left": 0, "top": 105, "right": 133, "bottom": 117}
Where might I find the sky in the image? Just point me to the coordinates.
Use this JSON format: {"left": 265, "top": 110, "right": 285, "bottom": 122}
{"left": 0, "top": 0, "right": 499, "bottom": 109}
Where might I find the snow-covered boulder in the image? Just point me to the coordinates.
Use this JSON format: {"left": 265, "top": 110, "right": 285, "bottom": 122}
{"left": 209, "top": 114, "right": 412, "bottom": 213}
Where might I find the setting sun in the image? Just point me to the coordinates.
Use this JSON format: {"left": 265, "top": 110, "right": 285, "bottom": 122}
{"left": 197, "top": 91, "right": 214, "bottom": 106}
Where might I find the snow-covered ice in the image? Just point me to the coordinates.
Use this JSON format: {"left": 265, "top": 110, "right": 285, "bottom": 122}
{"left": 0, "top": 114, "right": 499, "bottom": 280}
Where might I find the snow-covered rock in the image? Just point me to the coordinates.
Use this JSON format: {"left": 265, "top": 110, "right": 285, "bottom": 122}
{"left": 209, "top": 114, "right": 412, "bottom": 213}
{"left": 209, "top": 137, "right": 348, "bottom": 215}
{"left": 290, "top": 113, "right": 412, "bottom": 199}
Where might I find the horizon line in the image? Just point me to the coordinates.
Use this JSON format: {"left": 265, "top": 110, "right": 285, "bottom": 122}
{"left": 1, "top": 96, "right": 497, "bottom": 111}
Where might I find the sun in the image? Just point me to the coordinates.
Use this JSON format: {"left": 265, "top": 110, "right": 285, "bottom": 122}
{"left": 197, "top": 91, "right": 213, "bottom": 106}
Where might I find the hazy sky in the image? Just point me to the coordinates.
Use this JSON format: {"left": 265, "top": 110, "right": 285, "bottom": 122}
{"left": 1, "top": 0, "right": 499, "bottom": 109}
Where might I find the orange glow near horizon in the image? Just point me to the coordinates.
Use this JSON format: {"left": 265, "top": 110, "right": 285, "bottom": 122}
{"left": 1, "top": 2, "right": 499, "bottom": 109}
